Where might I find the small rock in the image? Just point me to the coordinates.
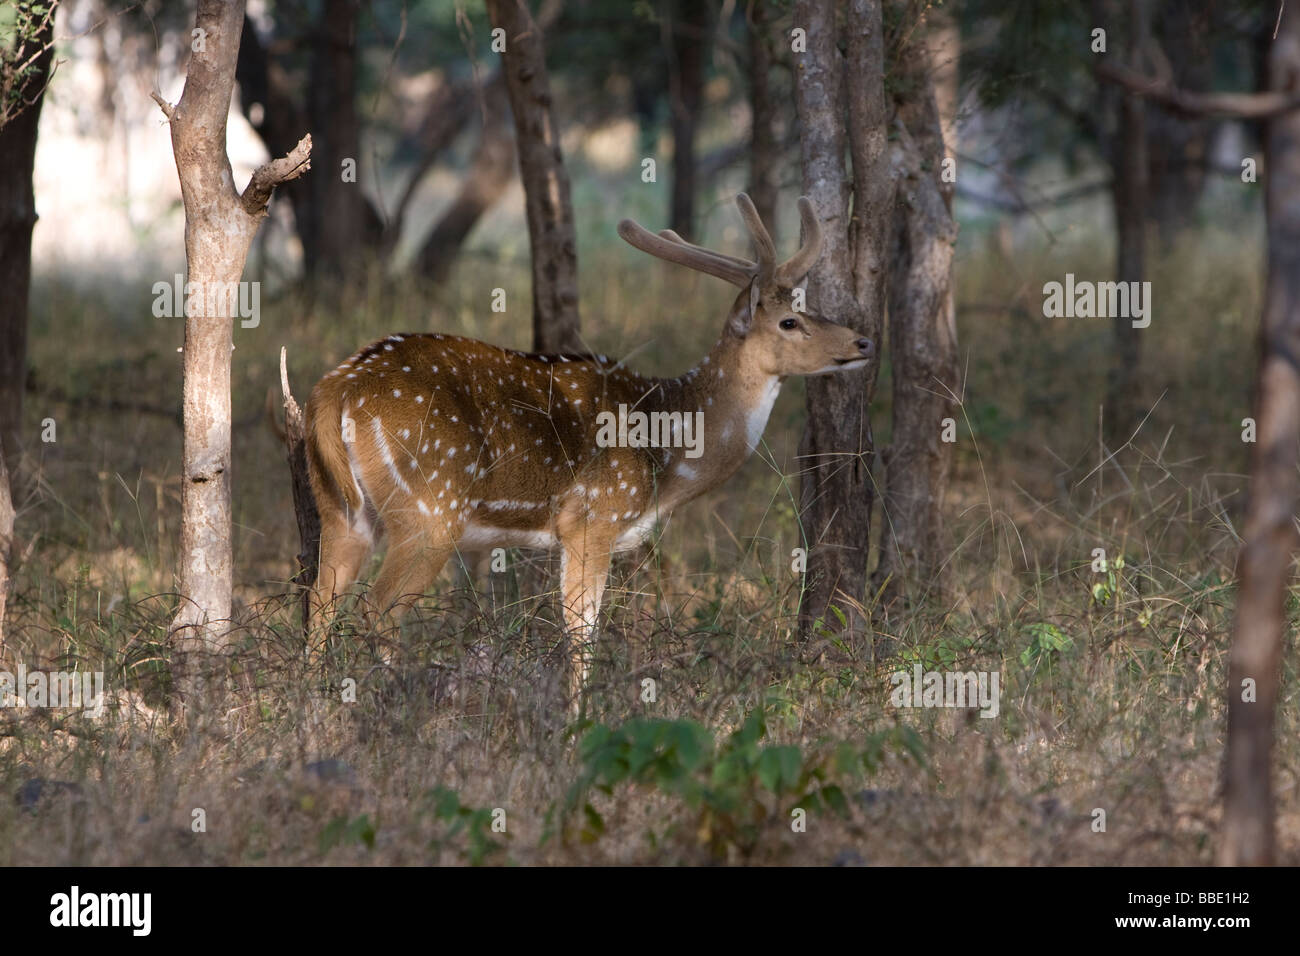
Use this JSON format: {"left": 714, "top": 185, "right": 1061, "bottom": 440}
{"left": 16, "top": 778, "right": 84, "bottom": 812}
{"left": 832, "top": 849, "right": 868, "bottom": 867}
{"left": 304, "top": 759, "right": 357, "bottom": 787}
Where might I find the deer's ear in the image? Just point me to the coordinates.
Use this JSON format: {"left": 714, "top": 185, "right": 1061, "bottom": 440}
{"left": 729, "top": 281, "right": 761, "bottom": 337}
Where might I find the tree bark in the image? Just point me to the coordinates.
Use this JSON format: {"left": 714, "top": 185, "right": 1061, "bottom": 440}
{"left": 416, "top": 84, "right": 515, "bottom": 283}
{"left": 794, "top": 0, "right": 892, "bottom": 643}
{"left": 279, "top": 348, "right": 320, "bottom": 631}
{"left": 1105, "top": 0, "right": 1149, "bottom": 442}
{"left": 304, "top": 0, "right": 379, "bottom": 279}
{"left": 1145, "top": 0, "right": 1210, "bottom": 244}
{"left": 1219, "top": 2, "right": 1300, "bottom": 869}
{"left": 0, "top": 0, "right": 56, "bottom": 466}
{"left": 747, "top": 0, "right": 778, "bottom": 232}
{"left": 156, "top": 0, "right": 311, "bottom": 669}
{"left": 487, "top": 0, "right": 582, "bottom": 353}
{"left": 0, "top": 445, "right": 12, "bottom": 645}
{"left": 876, "top": 37, "right": 960, "bottom": 601}
{"left": 667, "top": 0, "right": 708, "bottom": 239}
{"left": 236, "top": 4, "right": 381, "bottom": 280}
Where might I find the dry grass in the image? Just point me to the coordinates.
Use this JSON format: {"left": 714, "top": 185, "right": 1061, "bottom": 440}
{"left": 1, "top": 214, "right": 1296, "bottom": 865}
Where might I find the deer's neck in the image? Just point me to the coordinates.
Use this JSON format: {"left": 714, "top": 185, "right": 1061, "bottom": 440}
{"left": 641, "top": 336, "right": 781, "bottom": 501}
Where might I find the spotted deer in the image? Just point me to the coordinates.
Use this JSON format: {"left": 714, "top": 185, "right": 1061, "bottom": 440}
{"left": 304, "top": 193, "right": 873, "bottom": 708}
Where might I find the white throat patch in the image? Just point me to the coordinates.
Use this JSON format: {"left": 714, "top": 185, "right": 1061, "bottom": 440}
{"left": 745, "top": 377, "right": 782, "bottom": 452}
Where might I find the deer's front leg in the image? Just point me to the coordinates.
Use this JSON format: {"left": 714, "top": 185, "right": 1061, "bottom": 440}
{"left": 557, "top": 516, "right": 612, "bottom": 716}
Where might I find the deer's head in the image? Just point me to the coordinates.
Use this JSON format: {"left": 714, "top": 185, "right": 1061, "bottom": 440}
{"left": 618, "top": 194, "right": 874, "bottom": 379}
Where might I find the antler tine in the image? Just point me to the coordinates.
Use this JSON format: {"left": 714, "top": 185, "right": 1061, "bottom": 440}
{"left": 658, "top": 229, "right": 757, "bottom": 272}
{"left": 734, "top": 193, "right": 775, "bottom": 284}
{"left": 618, "top": 218, "right": 753, "bottom": 288}
{"left": 775, "top": 196, "right": 823, "bottom": 287}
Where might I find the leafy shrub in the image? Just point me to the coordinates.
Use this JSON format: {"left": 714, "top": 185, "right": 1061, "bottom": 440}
{"left": 550, "top": 709, "right": 925, "bottom": 861}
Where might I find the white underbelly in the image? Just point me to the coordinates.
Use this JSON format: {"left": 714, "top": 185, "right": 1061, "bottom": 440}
{"left": 454, "top": 509, "right": 660, "bottom": 553}
{"left": 614, "top": 513, "right": 660, "bottom": 551}
{"left": 457, "top": 521, "right": 558, "bottom": 550}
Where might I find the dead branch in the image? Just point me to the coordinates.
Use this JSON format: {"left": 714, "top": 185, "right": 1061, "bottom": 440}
{"left": 242, "top": 134, "right": 313, "bottom": 216}
{"left": 1096, "top": 61, "right": 1300, "bottom": 119}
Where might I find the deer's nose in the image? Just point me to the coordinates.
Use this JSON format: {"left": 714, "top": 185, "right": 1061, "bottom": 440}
{"left": 856, "top": 337, "right": 874, "bottom": 357}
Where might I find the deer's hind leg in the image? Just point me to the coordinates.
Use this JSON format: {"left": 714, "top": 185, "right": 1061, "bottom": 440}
{"left": 366, "top": 510, "right": 461, "bottom": 624}
{"left": 310, "top": 506, "right": 376, "bottom": 630}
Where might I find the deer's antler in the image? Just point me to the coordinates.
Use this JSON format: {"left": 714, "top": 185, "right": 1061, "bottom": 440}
{"left": 618, "top": 193, "right": 822, "bottom": 289}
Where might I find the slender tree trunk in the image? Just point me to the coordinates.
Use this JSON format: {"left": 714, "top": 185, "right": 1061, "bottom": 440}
{"left": 416, "top": 85, "right": 515, "bottom": 283}
{"left": 0, "top": 446, "right": 12, "bottom": 644}
{"left": 1146, "top": 0, "right": 1210, "bottom": 244}
{"left": 1106, "top": 0, "right": 1148, "bottom": 442}
{"left": 747, "top": 0, "right": 777, "bottom": 232}
{"left": 875, "top": 20, "right": 960, "bottom": 600}
{"left": 156, "top": 0, "right": 311, "bottom": 679}
{"left": 487, "top": 0, "right": 582, "bottom": 353}
{"left": 0, "top": 0, "right": 56, "bottom": 466}
{"left": 794, "top": 0, "right": 891, "bottom": 643}
{"left": 1219, "top": 2, "right": 1300, "bottom": 869}
{"left": 279, "top": 348, "right": 320, "bottom": 630}
{"left": 386, "top": 70, "right": 508, "bottom": 258}
{"left": 305, "top": 0, "right": 379, "bottom": 278}
{"left": 237, "top": 5, "right": 380, "bottom": 280}
{"left": 668, "top": 0, "right": 708, "bottom": 239}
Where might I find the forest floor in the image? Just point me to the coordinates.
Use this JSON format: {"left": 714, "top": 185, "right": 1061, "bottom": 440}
{"left": 1, "top": 223, "right": 1296, "bottom": 865}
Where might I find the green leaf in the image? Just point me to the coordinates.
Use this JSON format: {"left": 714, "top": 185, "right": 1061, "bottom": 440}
{"left": 429, "top": 786, "right": 461, "bottom": 820}
{"left": 821, "top": 785, "right": 849, "bottom": 816}
{"left": 756, "top": 746, "right": 802, "bottom": 793}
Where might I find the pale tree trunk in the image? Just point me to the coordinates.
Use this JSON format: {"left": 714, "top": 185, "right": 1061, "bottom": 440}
{"left": 794, "top": 0, "right": 892, "bottom": 643}
{"left": 924, "top": 7, "right": 960, "bottom": 167}
{"left": 875, "top": 18, "right": 960, "bottom": 600}
{"left": 0, "top": 0, "right": 56, "bottom": 467}
{"left": 486, "top": 0, "right": 582, "bottom": 353}
{"left": 154, "top": 0, "right": 311, "bottom": 694}
{"left": 1220, "top": 3, "right": 1300, "bottom": 869}
{"left": 746, "top": 0, "right": 778, "bottom": 231}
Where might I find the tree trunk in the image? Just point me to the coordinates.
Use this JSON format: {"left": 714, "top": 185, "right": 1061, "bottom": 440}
{"left": 1219, "top": 2, "right": 1300, "bottom": 869}
{"left": 156, "top": 0, "right": 311, "bottom": 675}
{"left": 747, "top": 0, "right": 778, "bottom": 232}
{"left": 0, "top": 445, "right": 12, "bottom": 645}
{"left": 236, "top": 5, "right": 380, "bottom": 280}
{"left": 386, "top": 70, "right": 508, "bottom": 258}
{"left": 279, "top": 348, "right": 320, "bottom": 631}
{"left": 416, "top": 85, "right": 515, "bottom": 283}
{"left": 794, "top": 0, "right": 892, "bottom": 643}
{"left": 1146, "top": 0, "right": 1211, "bottom": 244}
{"left": 1105, "top": 0, "right": 1149, "bottom": 443}
{"left": 668, "top": 0, "right": 708, "bottom": 239}
{"left": 486, "top": 0, "right": 582, "bottom": 354}
{"left": 0, "top": 0, "right": 56, "bottom": 466}
{"left": 876, "top": 37, "right": 960, "bottom": 601}
{"left": 303, "top": 0, "right": 379, "bottom": 279}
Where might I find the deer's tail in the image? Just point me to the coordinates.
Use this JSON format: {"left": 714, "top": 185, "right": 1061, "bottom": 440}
{"left": 305, "top": 381, "right": 363, "bottom": 516}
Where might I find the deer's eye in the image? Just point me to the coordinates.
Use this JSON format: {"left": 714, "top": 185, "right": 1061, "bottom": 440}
{"left": 779, "top": 318, "right": 799, "bottom": 331}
